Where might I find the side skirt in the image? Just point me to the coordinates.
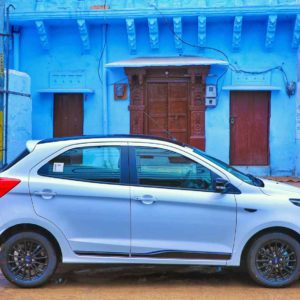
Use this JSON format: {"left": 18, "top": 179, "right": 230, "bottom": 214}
{"left": 74, "top": 250, "right": 231, "bottom": 260}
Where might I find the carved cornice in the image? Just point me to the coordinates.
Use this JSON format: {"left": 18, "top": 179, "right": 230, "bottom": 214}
{"left": 77, "top": 19, "right": 90, "bottom": 52}
{"left": 232, "top": 16, "right": 243, "bottom": 50}
{"left": 173, "top": 17, "right": 183, "bottom": 53}
{"left": 148, "top": 17, "right": 159, "bottom": 49}
{"left": 292, "top": 14, "right": 300, "bottom": 48}
{"left": 126, "top": 18, "right": 137, "bottom": 54}
{"left": 265, "top": 15, "right": 277, "bottom": 49}
{"left": 35, "top": 20, "right": 49, "bottom": 50}
{"left": 198, "top": 16, "right": 206, "bottom": 48}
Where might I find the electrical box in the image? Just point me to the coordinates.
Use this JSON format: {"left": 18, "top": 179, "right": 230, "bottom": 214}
{"left": 205, "top": 97, "right": 217, "bottom": 107}
{"left": 206, "top": 85, "right": 217, "bottom": 98}
{"left": 205, "top": 85, "right": 217, "bottom": 107}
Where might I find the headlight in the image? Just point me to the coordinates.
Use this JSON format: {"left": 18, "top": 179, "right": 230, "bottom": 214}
{"left": 290, "top": 198, "right": 300, "bottom": 207}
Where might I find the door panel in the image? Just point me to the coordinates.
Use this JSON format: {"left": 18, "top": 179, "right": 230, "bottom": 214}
{"left": 145, "top": 81, "right": 189, "bottom": 143}
{"left": 147, "top": 83, "right": 168, "bottom": 138}
{"left": 29, "top": 144, "right": 130, "bottom": 255}
{"left": 130, "top": 145, "right": 236, "bottom": 258}
{"left": 54, "top": 93, "right": 83, "bottom": 137}
{"left": 230, "top": 91, "right": 270, "bottom": 165}
{"left": 168, "top": 83, "right": 189, "bottom": 143}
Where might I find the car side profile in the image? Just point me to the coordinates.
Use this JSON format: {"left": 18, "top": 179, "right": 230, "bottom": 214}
{"left": 0, "top": 135, "right": 300, "bottom": 288}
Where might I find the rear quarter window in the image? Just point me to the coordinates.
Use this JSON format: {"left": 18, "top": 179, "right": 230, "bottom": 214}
{"left": 1, "top": 149, "right": 30, "bottom": 172}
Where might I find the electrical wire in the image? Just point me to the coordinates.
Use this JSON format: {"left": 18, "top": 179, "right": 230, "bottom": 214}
{"left": 150, "top": 4, "right": 291, "bottom": 88}
{"left": 97, "top": 0, "right": 108, "bottom": 86}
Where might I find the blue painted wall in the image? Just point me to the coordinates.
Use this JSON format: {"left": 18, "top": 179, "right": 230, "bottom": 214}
{"left": 6, "top": 70, "right": 31, "bottom": 162}
{"left": 7, "top": 0, "right": 300, "bottom": 176}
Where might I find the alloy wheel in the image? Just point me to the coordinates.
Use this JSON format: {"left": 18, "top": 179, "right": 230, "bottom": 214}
{"left": 6, "top": 238, "right": 49, "bottom": 281}
{"left": 255, "top": 239, "right": 297, "bottom": 283}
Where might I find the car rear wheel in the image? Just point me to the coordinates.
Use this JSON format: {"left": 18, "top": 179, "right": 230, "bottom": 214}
{"left": 0, "top": 232, "right": 57, "bottom": 288}
{"left": 247, "top": 232, "right": 300, "bottom": 287}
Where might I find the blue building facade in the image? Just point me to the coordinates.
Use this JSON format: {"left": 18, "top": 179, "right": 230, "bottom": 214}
{"left": 7, "top": 0, "right": 300, "bottom": 176}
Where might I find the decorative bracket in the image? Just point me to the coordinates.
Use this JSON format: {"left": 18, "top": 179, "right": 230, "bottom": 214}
{"left": 173, "top": 17, "right": 183, "bottom": 53}
{"left": 148, "top": 18, "right": 159, "bottom": 50}
{"left": 35, "top": 21, "right": 49, "bottom": 50}
{"left": 232, "top": 16, "right": 243, "bottom": 50}
{"left": 126, "top": 18, "right": 137, "bottom": 54}
{"left": 77, "top": 19, "right": 90, "bottom": 52}
{"left": 265, "top": 15, "right": 277, "bottom": 49}
{"left": 198, "top": 16, "right": 206, "bottom": 48}
{"left": 292, "top": 14, "right": 300, "bottom": 49}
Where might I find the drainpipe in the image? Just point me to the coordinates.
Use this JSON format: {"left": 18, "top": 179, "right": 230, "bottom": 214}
{"left": 102, "top": 24, "right": 108, "bottom": 135}
{"left": 3, "top": 4, "right": 14, "bottom": 165}
{"left": 0, "top": 1, "right": 4, "bottom": 166}
{"left": 296, "top": 49, "right": 300, "bottom": 177}
{"left": 13, "top": 26, "right": 19, "bottom": 70}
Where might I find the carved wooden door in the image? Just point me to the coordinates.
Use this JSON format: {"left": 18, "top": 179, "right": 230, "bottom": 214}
{"left": 126, "top": 67, "right": 209, "bottom": 150}
{"left": 145, "top": 81, "right": 189, "bottom": 143}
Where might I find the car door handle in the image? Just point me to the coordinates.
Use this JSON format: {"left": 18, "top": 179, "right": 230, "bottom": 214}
{"left": 134, "top": 195, "right": 156, "bottom": 205}
{"left": 33, "top": 190, "right": 56, "bottom": 200}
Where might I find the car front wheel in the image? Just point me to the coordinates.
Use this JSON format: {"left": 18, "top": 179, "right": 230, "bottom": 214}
{"left": 0, "top": 231, "right": 57, "bottom": 288}
{"left": 247, "top": 232, "right": 300, "bottom": 287}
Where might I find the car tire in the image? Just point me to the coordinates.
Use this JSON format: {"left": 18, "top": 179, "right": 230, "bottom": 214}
{"left": 0, "top": 231, "right": 58, "bottom": 288}
{"left": 247, "top": 232, "right": 300, "bottom": 287}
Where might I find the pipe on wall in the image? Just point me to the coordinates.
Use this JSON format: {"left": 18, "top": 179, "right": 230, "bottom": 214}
{"left": 13, "top": 26, "right": 20, "bottom": 70}
{"left": 102, "top": 24, "right": 108, "bottom": 135}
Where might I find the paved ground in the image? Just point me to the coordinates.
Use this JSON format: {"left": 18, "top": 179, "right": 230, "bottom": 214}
{"left": 1, "top": 179, "right": 300, "bottom": 299}
{"left": 2, "top": 266, "right": 300, "bottom": 300}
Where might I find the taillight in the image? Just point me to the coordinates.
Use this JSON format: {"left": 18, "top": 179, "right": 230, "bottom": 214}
{"left": 0, "top": 178, "right": 21, "bottom": 197}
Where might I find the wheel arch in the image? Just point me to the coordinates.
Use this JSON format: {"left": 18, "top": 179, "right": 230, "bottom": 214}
{"left": 0, "top": 223, "right": 63, "bottom": 262}
{"left": 240, "top": 226, "right": 300, "bottom": 266}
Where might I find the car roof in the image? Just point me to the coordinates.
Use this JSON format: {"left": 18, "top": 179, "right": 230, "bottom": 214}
{"left": 37, "top": 134, "right": 186, "bottom": 147}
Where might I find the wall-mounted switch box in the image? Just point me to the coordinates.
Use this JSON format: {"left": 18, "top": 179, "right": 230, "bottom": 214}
{"left": 206, "top": 85, "right": 217, "bottom": 98}
{"left": 205, "top": 97, "right": 217, "bottom": 107}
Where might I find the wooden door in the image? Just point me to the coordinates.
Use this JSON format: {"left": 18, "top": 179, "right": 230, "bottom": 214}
{"left": 54, "top": 93, "right": 83, "bottom": 137}
{"left": 126, "top": 67, "right": 209, "bottom": 150}
{"left": 146, "top": 81, "right": 189, "bottom": 143}
{"left": 230, "top": 91, "right": 270, "bottom": 165}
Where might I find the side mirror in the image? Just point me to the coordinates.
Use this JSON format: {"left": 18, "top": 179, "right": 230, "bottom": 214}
{"left": 214, "top": 178, "right": 241, "bottom": 194}
{"left": 215, "top": 178, "right": 229, "bottom": 193}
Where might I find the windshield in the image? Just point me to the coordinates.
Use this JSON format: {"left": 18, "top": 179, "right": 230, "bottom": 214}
{"left": 192, "top": 147, "right": 264, "bottom": 187}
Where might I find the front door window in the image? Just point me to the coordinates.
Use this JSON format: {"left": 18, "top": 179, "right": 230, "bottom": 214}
{"left": 135, "top": 147, "right": 215, "bottom": 191}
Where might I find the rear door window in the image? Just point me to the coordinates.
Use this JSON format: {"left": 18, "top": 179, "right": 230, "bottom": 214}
{"left": 38, "top": 146, "right": 122, "bottom": 184}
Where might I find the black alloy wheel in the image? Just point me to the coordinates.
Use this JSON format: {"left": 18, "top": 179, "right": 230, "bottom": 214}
{"left": 247, "top": 233, "right": 300, "bottom": 287}
{"left": 0, "top": 232, "right": 57, "bottom": 287}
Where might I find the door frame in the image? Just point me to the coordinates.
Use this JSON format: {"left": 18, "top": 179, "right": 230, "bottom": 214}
{"left": 125, "top": 66, "right": 209, "bottom": 150}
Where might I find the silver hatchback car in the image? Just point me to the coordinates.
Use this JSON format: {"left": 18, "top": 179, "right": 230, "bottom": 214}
{"left": 1, "top": 135, "right": 300, "bottom": 288}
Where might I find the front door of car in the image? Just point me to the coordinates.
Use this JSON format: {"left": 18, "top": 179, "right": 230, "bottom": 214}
{"left": 129, "top": 144, "right": 237, "bottom": 260}
{"left": 29, "top": 143, "right": 130, "bottom": 256}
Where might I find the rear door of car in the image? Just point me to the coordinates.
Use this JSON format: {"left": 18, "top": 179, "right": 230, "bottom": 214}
{"left": 29, "top": 142, "right": 131, "bottom": 256}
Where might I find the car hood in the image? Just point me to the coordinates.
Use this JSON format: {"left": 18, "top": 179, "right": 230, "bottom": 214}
{"left": 260, "top": 179, "right": 300, "bottom": 197}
